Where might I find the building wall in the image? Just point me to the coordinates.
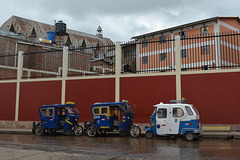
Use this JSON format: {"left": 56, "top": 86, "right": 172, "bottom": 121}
{"left": 182, "top": 72, "right": 240, "bottom": 124}
{"left": 120, "top": 75, "right": 176, "bottom": 123}
{"left": 0, "top": 71, "right": 239, "bottom": 124}
{"left": 18, "top": 81, "right": 62, "bottom": 121}
{"left": 137, "top": 18, "right": 240, "bottom": 71}
{"left": 65, "top": 78, "right": 115, "bottom": 122}
{"left": 0, "top": 82, "right": 16, "bottom": 120}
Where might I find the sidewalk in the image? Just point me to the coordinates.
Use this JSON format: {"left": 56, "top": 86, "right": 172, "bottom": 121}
{"left": 0, "top": 128, "right": 240, "bottom": 139}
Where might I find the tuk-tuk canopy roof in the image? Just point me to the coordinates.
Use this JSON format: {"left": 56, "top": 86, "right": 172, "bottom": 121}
{"left": 90, "top": 102, "right": 129, "bottom": 108}
{"left": 39, "top": 103, "right": 76, "bottom": 109}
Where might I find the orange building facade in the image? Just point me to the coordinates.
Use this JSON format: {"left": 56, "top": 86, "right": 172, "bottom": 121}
{"left": 132, "top": 17, "right": 240, "bottom": 72}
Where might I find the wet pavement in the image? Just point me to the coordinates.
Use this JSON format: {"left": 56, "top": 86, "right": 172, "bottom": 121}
{"left": 0, "top": 134, "right": 240, "bottom": 160}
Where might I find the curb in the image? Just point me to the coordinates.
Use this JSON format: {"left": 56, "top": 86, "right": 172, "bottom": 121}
{"left": 1, "top": 129, "right": 240, "bottom": 139}
{"left": 0, "top": 129, "right": 32, "bottom": 135}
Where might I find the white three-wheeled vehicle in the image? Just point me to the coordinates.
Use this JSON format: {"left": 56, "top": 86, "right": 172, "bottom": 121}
{"left": 145, "top": 100, "right": 202, "bottom": 141}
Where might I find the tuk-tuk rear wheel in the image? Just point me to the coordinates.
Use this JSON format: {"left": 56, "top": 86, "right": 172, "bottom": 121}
{"left": 97, "top": 129, "right": 106, "bottom": 136}
{"left": 35, "top": 125, "right": 44, "bottom": 136}
{"left": 74, "top": 125, "right": 84, "bottom": 136}
{"left": 130, "top": 125, "right": 141, "bottom": 138}
{"left": 185, "top": 132, "right": 195, "bottom": 141}
{"left": 86, "top": 124, "right": 97, "bottom": 137}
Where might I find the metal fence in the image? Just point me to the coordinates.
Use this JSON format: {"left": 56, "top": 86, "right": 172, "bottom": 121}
{"left": 181, "top": 31, "right": 240, "bottom": 71}
{"left": 22, "top": 50, "right": 63, "bottom": 78}
{"left": 121, "top": 37, "right": 175, "bottom": 74}
{"left": 68, "top": 44, "right": 115, "bottom": 76}
{"left": 0, "top": 32, "right": 239, "bottom": 80}
{"left": 121, "top": 31, "right": 240, "bottom": 74}
{"left": 0, "top": 53, "right": 18, "bottom": 80}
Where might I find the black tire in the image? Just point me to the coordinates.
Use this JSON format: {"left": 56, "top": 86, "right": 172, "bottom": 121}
{"left": 48, "top": 129, "right": 55, "bottom": 135}
{"left": 130, "top": 125, "right": 141, "bottom": 138}
{"left": 145, "top": 131, "right": 153, "bottom": 139}
{"left": 74, "top": 125, "right": 84, "bottom": 136}
{"left": 97, "top": 129, "right": 106, "bottom": 136}
{"left": 86, "top": 124, "right": 97, "bottom": 137}
{"left": 185, "top": 132, "right": 195, "bottom": 141}
{"left": 35, "top": 125, "right": 44, "bottom": 136}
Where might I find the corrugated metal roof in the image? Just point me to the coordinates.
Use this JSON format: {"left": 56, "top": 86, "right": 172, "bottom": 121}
{"left": 1, "top": 16, "right": 113, "bottom": 46}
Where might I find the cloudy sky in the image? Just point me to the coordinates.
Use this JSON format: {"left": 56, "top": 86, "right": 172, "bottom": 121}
{"left": 0, "top": 0, "right": 239, "bottom": 41}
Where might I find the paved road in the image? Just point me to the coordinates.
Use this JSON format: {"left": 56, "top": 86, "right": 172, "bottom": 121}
{"left": 0, "top": 134, "right": 240, "bottom": 160}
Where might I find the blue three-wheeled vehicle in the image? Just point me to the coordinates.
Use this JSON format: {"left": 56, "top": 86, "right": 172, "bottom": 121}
{"left": 32, "top": 102, "right": 84, "bottom": 136}
{"left": 85, "top": 100, "right": 141, "bottom": 137}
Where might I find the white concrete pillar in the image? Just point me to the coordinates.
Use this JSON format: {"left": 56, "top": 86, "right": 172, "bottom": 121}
{"left": 175, "top": 36, "right": 181, "bottom": 100}
{"left": 15, "top": 51, "right": 23, "bottom": 121}
{"left": 171, "top": 34, "right": 175, "bottom": 71}
{"left": 115, "top": 42, "right": 121, "bottom": 102}
{"left": 61, "top": 47, "right": 68, "bottom": 104}
{"left": 214, "top": 20, "right": 221, "bottom": 69}
{"left": 136, "top": 43, "right": 140, "bottom": 72}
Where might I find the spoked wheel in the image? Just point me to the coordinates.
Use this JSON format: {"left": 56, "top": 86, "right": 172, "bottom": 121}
{"left": 35, "top": 125, "right": 44, "bottom": 136}
{"left": 130, "top": 125, "right": 141, "bottom": 138}
{"left": 74, "top": 125, "right": 84, "bottom": 136}
{"left": 185, "top": 132, "right": 195, "bottom": 141}
{"left": 145, "top": 131, "right": 153, "bottom": 139}
{"left": 86, "top": 123, "right": 97, "bottom": 137}
{"left": 97, "top": 129, "right": 106, "bottom": 136}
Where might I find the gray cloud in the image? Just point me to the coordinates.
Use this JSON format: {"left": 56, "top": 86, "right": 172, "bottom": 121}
{"left": 0, "top": 0, "right": 239, "bottom": 41}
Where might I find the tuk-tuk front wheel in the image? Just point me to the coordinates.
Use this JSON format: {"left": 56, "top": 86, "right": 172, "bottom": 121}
{"left": 35, "top": 125, "right": 44, "bottom": 136}
{"left": 130, "top": 125, "right": 141, "bottom": 138}
{"left": 145, "top": 131, "right": 153, "bottom": 139}
{"left": 185, "top": 132, "right": 195, "bottom": 141}
{"left": 86, "top": 124, "right": 97, "bottom": 137}
{"left": 74, "top": 125, "right": 84, "bottom": 136}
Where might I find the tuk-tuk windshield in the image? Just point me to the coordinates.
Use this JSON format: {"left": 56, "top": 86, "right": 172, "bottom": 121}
{"left": 151, "top": 108, "right": 156, "bottom": 116}
{"left": 191, "top": 105, "right": 199, "bottom": 115}
{"left": 119, "top": 104, "right": 135, "bottom": 115}
{"left": 66, "top": 107, "right": 79, "bottom": 115}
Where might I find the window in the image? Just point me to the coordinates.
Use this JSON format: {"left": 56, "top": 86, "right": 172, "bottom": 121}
{"left": 161, "top": 53, "right": 167, "bottom": 61}
{"left": 202, "top": 65, "right": 209, "bottom": 70}
{"left": 101, "top": 108, "right": 108, "bottom": 114}
{"left": 93, "top": 108, "right": 99, "bottom": 114}
{"left": 172, "top": 108, "right": 184, "bottom": 117}
{"left": 160, "top": 35, "right": 167, "bottom": 43}
{"left": 142, "top": 40, "right": 148, "bottom": 47}
{"left": 41, "top": 109, "right": 47, "bottom": 116}
{"left": 181, "top": 49, "right": 187, "bottom": 58}
{"left": 201, "top": 26, "right": 208, "bottom": 35}
{"left": 157, "top": 108, "right": 167, "bottom": 118}
{"left": 9, "top": 24, "right": 16, "bottom": 33}
{"left": 185, "top": 106, "right": 193, "bottom": 116}
{"left": 49, "top": 109, "right": 54, "bottom": 117}
{"left": 192, "top": 106, "right": 199, "bottom": 115}
{"left": 142, "top": 56, "right": 148, "bottom": 64}
{"left": 180, "top": 31, "right": 186, "bottom": 39}
{"left": 201, "top": 45, "right": 210, "bottom": 55}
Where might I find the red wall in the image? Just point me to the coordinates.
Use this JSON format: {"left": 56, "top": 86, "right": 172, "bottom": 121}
{"left": 18, "top": 81, "right": 62, "bottom": 121}
{"left": 65, "top": 78, "right": 115, "bottom": 122}
{"left": 120, "top": 75, "right": 176, "bottom": 123}
{"left": 0, "top": 83, "right": 16, "bottom": 120}
{"left": 182, "top": 72, "right": 240, "bottom": 124}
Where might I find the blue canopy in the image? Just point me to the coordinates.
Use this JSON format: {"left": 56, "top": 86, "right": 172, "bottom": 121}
{"left": 39, "top": 103, "right": 76, "bottom": 109}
